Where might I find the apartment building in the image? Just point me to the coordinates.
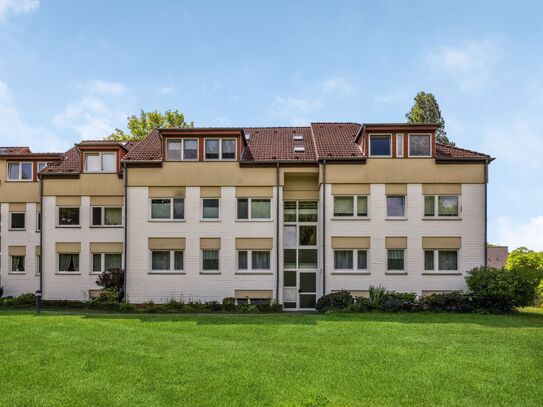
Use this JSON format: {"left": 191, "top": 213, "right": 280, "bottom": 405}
{"left": 0, "top": 122, "right": 493, "bottom": 310}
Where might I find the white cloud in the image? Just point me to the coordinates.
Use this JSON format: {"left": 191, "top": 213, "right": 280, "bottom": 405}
{"left": 0, "top": 80, "right": 69, "bottom": 152}
{"left": 497, "top": 216, "right": 543, "bottom": 251}
{"left": 426, "top": 39, "right": 502, "bottom": 92}
{"left": 321, "top": 77, "right": 354, "bottom": 95}
{"left": 0, "top": 0, "right": 39, "bottom": 20}
{"left": 82, "top": 79, "right": 127, "bottom": 95}
{"left": 268, "top": 95, "right": 323, "bottom": 125}
{"left": 374, "top": 90, "right": 408, "bottom": 103}
{"left": 158, "top": 85, "right": 175, "bottom": 95}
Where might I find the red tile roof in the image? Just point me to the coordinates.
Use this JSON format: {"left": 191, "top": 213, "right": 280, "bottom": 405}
{"left": 122, "top": 129, "right": 162, "bottom": 162}
{"left": 0, "top": 147, "right": 31, "bottom": 155}
{"left": 435, "top": 143, "right": 491, "bottom": 160}
{"left": 310, "top": 123, "right": 363, "bottom": 159}
{"left": 243, "top": 127, "right": 316, "bottom": 162}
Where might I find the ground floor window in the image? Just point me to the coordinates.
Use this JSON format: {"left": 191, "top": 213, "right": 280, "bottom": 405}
{"left": 11, "top": 256, "right": 25, "bottom": 272}
{"left": 387, "top": 250, "right": 404, "bottom": 271}
{"left": 333, "top": 250, "right": 368, "bottom": 271}
{"left": 202, "top": 250, "right": 219, "bottom": 271}
{"left": 59, "top": 253, "right": 79, "bottom": 272}
{"left": 424, "top": 250, "right": 458, "bottom": 271}
{"left": 92, "top": 253, "right": 123, "bottom": 273}
{"left": 237, "top": 250, "right": 271, "bottom": 270}
{"left": 151, "top": 250, "right": 183, "bottom": 272}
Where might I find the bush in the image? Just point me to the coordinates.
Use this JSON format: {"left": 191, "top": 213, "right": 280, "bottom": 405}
{"left": 315, "top": 290, "right": 353, "bottom": 313}
{"left": 222, "top": 297, "right": 236, "bottom": 311}
{"left": 418, "top": 292, "right": 473, "bottom": 313}
{"left": 347, "top": 297, "right": 372, "bottom": 312}
{"left": 466, "top": 266, "right": 541, "bottom": 312}
{"left": 207, "top": 301, "right": 223, "bottom": 312}
{"left": 379, "top": 291, "right": 417, "bottom": 312}
{"left": 95, "top": 288, "right": 122, "bottom": 303}
{"left": 368, "top": 285, "right": 387, "bottom": 308}
{"left": 96, "top": 268, "right": 125, "bottom": 300}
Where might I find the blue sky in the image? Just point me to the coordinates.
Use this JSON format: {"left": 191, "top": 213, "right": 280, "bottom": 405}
{"left": 1, "top": 0, "right": 542, "bottom": 250}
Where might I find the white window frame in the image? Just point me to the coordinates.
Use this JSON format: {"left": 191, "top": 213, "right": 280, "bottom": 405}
{"left": 201, "top": 198, "right": 220, "bottom": 221}
{"left": 407, "top": 133, "right": 432, "bottom": 158}
{"left": 423, "top": 195, "right": 461, "bottom": 218}
{"left": 424, "top": 249, "right": 459, "bottom": 272}
{"left": 56, "top": 206, "right": 81, "bottom": 227}
{"left": 83, "top": 152, "right": 117, "bottom": 173}
{"left": 368, "top": 134, "right": 392, "bottom": 157}
{"left": 204, "top": 138, "right": 237, "bottom": 161}
{"left": 37, "top": 162, "right": 48, "bottom": 172}
{"left": 10, "top": 255, "right": 26, "bottom": 273}
{"left": 332, "top": 195, "right": 369, "bottom": 218}
{"left": 10, "top": 212, "right": 26, "bottom": 230}
{"left": 57, "top": 253, "right": 80, "bottom": 273}
{"left": 201, "top": 249, "right": 220, "bottom": 272}
{"left": 387, "top": 249, "right": 405, "bottom": 272}
{"left": 7, "top": 162, "right": 33, "bottom": 181}
{"left": 396, "top": 133, "right": 404, "bottom": 157}
{"left": 236, "top": 250, "right": 272, "bottom": 271}
{"left": 166, "top": 138, "right": 199, "bottom": 161}
{"left": 236, "top": 198, "right": 272, "bottom": 221}
{"left": 386, "top": 195, "right": 407, "bottom": 219}
{"left": 148, "top": 198, "right": 185, "bottom": 221}
{"left": 333, "top": 249, "right": 369, "bottom": 271}
{"left": 91, "top": 252, "right": 124, "bottom": 274}
{"left": 149, "top": 250, "right": 184, "bottom": 273}
{"left": 36, "top": 254, "right": 41, "bottom": 276}
{"left": 36, "top": 211, "right": 41, "bottom": 232}
{"left": 91, "top": 206, "right": 124, "bottom": 227}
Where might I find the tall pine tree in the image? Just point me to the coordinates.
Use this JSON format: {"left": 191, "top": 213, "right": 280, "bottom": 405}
{"left": 405, "top": 92, "right": 453, "bottom": 146}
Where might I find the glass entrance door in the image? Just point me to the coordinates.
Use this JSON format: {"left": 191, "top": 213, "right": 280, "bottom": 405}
{"left": 283, "top": 201, "right": 318, "bottom": 310}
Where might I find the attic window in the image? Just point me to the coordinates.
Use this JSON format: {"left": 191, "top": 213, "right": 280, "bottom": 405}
{"left": 294, "top": 146, "right": 305, "bottom": 153}
{"left": 293, "top": 134, "right": 304, "bottom": 141}
{"left": 245, "top": 133, "right": 251, "bottom": 140}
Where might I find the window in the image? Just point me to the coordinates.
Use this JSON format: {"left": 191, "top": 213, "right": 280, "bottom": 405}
{"left": 92, "top": 253, "right": 122, "bottom": 273}
{"left": 205, "top": 139, "right": 236, "bottom": 160}
{"left": 386, "top": 196, "right": 405, "bottom": 217}
{"left": 38, "top": 162, "right": 48, "bottom": 172}
{"left": 202, "top": 250, "right": 219, "bottom": 270}
{"left": 283, "top": 202, "right": 296, "bottom": 222}
{"left": 205, "top": 139, "right": 219, "bottom": 159}
{"left": 150, "top": 251, "right": 183, "bottom": 272}
{"left": 424, "top": 195, "right": 459, "bottom": 217}
{"left": 237, "top": 250, "right": 271, "bottom": 270}
{"left": 396, "top": 134, "right": 404, "bottom": 157}
{"left": 409, "top": 134, "right": 431, "bottom": 157}
{"left": 299, "top": 225, "right": 317, "bottom": 246}
{"left": 36, "top": 255, "right": 41, "bottom": 275}
{"left": 424, "top": 250, "right": 458, "bottom": 271}
{"left": 166, "top": 139, "right": 198, "bottom": 161}
{"left": 333, "top": 250, "right": 368, "bottom": 270}
{"left": 284, "top": 225, "right": 297, "bottom": 246}
{"left": 298, "top": 249, "right": 317, "bottom": 268}
{"left": 59, "top": 254, "right": 79, "bottom": 272}
{"left": 221, "top": 139, "right": 236, "bottom": 159}
{"left": 369, "top": 135, "right": 391, "bottom": 157}
{"left": 58, "top": 207, "right": 80, "bottom": 226}
{"left": 333, "top": 196, "right": 368, "bottom": 217}
{"left": 237, "top": 198, "right": 271, "bottom": 220}
{"left": 150, "top": 198, "right": 184, "bottom": 220}
{"left": 284, "top": 249, "right": 297, "bottom": 268}
{"left": 10, "top": 213, "right": 25, "bottom": 230}
{"left": 92, "top": 207, "right": 123, "bottom": 226}
{"left": 202, "top": 198, "right": 219, "bottom": 219}
{"left": 387, "top": 250, "right": 404, "bottom": 271}
{"left": 36, "top": 212, "right": 41, "bottom": 231}
{"left": 11, "top": 256, "right": 25, "bottom": 272}
{"left": 334, "top": 250, "right": 353, "bottom": 269}
{"left": 84, "top": 152, "right": 116, "bottom": 172}
{"left": 7, "top": 162, "right": 32, "bottom": 181}
{"left": 298, "top": 201, "right": 318, "bottom": 222}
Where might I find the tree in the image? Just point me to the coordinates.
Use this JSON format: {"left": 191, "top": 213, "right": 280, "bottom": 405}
{"left": 506, "top": 247, "right": 543, "bottom": 274}
{"left": 405, "top": 91, "right": 453, "bottom": 145}
{"left": 106, "top": 109, "right": 193, "bottom": 141}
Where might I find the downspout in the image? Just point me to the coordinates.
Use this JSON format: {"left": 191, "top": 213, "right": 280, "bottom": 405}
{"left": 37, "top": 173, "right": 44, "bottom": 313}
{"left": 123, "top": 163, "right": 128, "bottom": 301}
{"left": 275, "top": 161, "right": 280, "bottom": 302}
{"left": 484, "top": 161, "right": 488, "bottom": 267}
{"left": 322, "top": 160, "right": 326, "bottom": 296}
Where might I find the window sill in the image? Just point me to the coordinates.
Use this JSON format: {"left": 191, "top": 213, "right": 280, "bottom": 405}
{"left": 385, "top": 217, "right": 407, "bottom": 221}
{"left": 90, "top": 225, "right": 124, "bottom": 228}
{"left": 200, "top": 271, "right": 221, "bottom": 275}
{"left": 148, "top": 219, "right": 185, "bottom": 223}
{"left": 331, "top": 271, "right": 371, "bottom": 275}
{"left": 331, "top": 217, "right": 370, "bottom": 221}
{"left": 5, "top": 180, "right": 34, "bottom": 183}
{"left": 421, "top": 272, "right": 462, "bottom": 275}
{"left": 8, "top": 229, "right": 26, "bottom": 232}
{"left": 235, "top": 219, "right": 273, "bottom": 223}
{"left": 422, "top": 217, "right": 462, "bottom": 221}
{"left": 235, "top": 271, "right": 274, "bottom": 275}
{"left": 385, "top": 271, "right": 407, "bottom": 275}
{"left": 200, "top": 219, "right": 221, "bottom": 222}
{"left": 148, "top": 271, "right": 186, "bottom": 275}
{"left": 8, "top": 272, "right": 26, "bottom": 275}
{"left": 55, "top": 272, "right": 81, "bottom": 275}
{"left": 56, "top": 225, "right": 81, "bottom": 228}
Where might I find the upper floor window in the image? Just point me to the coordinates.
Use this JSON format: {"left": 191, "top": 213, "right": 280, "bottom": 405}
{"left": 396, "top": 134, "right": 404, "bottom": 157}
{"left": 237, "top": 198, "right": 271, "bottom": 220}
{"left": 424, "top": 196, "right": 459, "bottom": 217}
{"left": 205, "top": 139, "right": 236, "bottom": 160}
{"left": 10, "top": 213, "right": 25, "bottom": 230}
{"left": 166, "top": 139, "right": 198, "bottom": 161}
{"left": 37, "top": 162, "right": 48, "bottom": 172}
{"left": 408, "top": 134, "right": 431, "bottom": 157}
{"left": 84, "top": 152, "right": 116, "bottom": 173}
{"left": 202, "top": 198, "right": 220, "bottom": 219}
{"left": 386, "top": 196, "right": 405, "bottom": 217}
{"left": 11, "top": 256, "right": 25, "bottom": 272}
{"left": 333, "top": 196, "right": 368, "bottom": 217}
{"left": 150, "top": 198, "right": 184, "bottom": 220}
{"left": 92, "top": 206, "right": 123, "bottom": 226}
{"left": 8, "top": 162, "right": 32, "bottom": 181}
{"left": 369, "top": 135, "right": 391, "bottom": 157}
{"left": 58, "top": 207, "right": 80, "bottom": 226}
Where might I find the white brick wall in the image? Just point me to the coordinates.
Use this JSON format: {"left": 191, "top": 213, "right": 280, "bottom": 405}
{"left": 324, "top": 184, "right": 485, "bottom": 295}
{"left": 126, "top": 186, "right": 277, "bottom": 303}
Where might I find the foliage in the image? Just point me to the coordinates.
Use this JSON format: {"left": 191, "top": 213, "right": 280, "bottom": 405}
{"left": 315, "top": 290, "right": 353, "bottom": 312}
{"left": 347, "top": 297, "right": 372, "bottom": 312}
{"left": 466, "top": 266, "right": 541, "bottom": 312}
{"left": 405, "top": 91, "right": 453, "bottom": 145}
{"left": 95, "top": 268, "right": 125, "bottom": 299}
{"left": 380, "top": 291, "right": 418, "bottom": 312}
{"left": 95, "top": 288, "right": 122, "bottom": 303}
{"left": 222, "top": 297, "right": 236, "bottom": 311}
{"left": 506, "top": 247, "right": 543, "bottom": 273}
{"left": 368, "top": 285, "right": 387, "bottom": 308}
{"left": 106, "top": 109, "right": 193, "bottom": 141}
{"left": 418, "top": 292, "right": 473, "bottom": 313}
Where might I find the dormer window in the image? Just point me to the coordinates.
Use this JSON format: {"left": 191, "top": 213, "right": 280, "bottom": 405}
{"left": 38, "top": 162, "right": 48, "bottom": 172}
{"left": 166, "top": 139, "right": 198, "bottom": 161}
{"left": 294, "top": 146, "right": 305, "bottom": 153}
{"left": 293, "top": 134, "right": 304, "bottom": 141}
{"left": 7, "top": 162, "right": 33, "bottom": 181}
{"left": 84, "top": 152, "right": 116, "bottom": 173}
{"left": 205, "top": 138, "right": 236, "bottom": 160}
{"left": 408, "top": 134, "right": 432, "bottom": 157}
{"left": 369, "top": 135, "right": 391, "bottom": 157}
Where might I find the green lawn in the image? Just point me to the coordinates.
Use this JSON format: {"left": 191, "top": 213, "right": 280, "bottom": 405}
{"left": 0, "top": 309, "right": 542, "bottom": 407}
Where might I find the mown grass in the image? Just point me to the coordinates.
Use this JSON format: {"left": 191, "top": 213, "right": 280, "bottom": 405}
{"left": 0, "top": 308, "right": 542, "bottom": 406}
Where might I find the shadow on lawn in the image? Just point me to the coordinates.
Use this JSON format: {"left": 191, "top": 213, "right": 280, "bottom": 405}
{"left": 22, "top": 308, "right": 543, "bottom": 328}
